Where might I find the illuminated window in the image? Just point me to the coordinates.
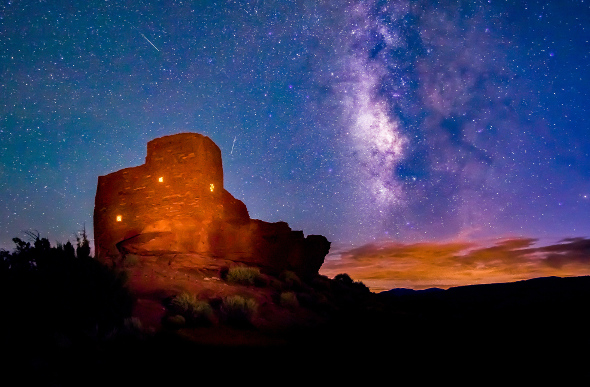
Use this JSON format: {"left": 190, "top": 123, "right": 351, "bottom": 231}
{"left": 158, "top": 177, "right": 164, "bottom": 183}
{"left": 116, "top": 215, "right": 122, "bottom": 222}
{"left": 210, "top": 183, "right": 215, "bottom": 192}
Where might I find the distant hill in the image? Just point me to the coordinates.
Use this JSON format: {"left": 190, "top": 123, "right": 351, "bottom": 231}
{"left": 379, "top": 287, "right": 444, "bottom": 297}
{"left": 375, "top": 276, "right": 590, "bottom": 355}
{"left": 379, "top": 275, "right": 590, "bottom": 316}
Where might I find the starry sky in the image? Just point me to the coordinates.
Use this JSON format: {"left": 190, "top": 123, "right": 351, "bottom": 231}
{"left": 1, "top": 0, "right": 590, "bottom": 287}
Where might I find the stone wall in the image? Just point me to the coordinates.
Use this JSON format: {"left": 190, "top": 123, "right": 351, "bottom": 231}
{"left": 93, "top": 132, "right": 329, "bottom": 277}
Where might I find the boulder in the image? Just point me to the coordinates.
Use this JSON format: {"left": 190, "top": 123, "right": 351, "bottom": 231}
{"left": 94, "top": 132, "right": 330, "bottom": 278}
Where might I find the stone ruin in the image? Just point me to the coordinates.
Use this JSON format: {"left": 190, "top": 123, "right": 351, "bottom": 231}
{"left": 93, "top": 132, "right": 330, "bottom": 277}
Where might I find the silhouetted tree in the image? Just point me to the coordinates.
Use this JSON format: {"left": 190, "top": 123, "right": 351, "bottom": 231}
{"left": 1, "top": 230, "right": 133, "bottom": 348}
{"left": 334, "top": 273, "right": 371, "bottom": 294}
{"left": 76, "top": 224, "right": 91, "bottom": 259}
{"left": 334, "top": 273, "right": 355, "bottom": 285}
{"left": 25, "top": 230, "right": 50, "bottom": 253}
{"left": 0, "top": 249, "right": 9, "bottom": 273}
{"left": 34, "top": 237, "right": 51, "bottom": 252}
{"left": 64, "top": 240, "right": 76, "bottom": 259}
{"left": 12, "top": 237, "right": 30, "bottom": 254}
{"left": 10, "top": 237, "right": 35, "bottom": 271}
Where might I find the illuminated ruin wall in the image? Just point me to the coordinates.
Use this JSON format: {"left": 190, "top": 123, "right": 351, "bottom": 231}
{"left": 93, "top": 132, "right": 329, "bottom": 276}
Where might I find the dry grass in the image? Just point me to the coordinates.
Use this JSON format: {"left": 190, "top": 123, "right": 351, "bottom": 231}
{"left": 225, "top": 266, "right": 264, "bottom": 286}
{"left": 170, "top": 292, "right": 214, "bottom": 325}
{"left": 221, "top": 295, "right": 258, "bottom": 326}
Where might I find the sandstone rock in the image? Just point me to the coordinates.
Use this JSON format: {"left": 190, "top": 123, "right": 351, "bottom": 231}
{"left": 94, "top": 132, "right": 330, "bottom": 278}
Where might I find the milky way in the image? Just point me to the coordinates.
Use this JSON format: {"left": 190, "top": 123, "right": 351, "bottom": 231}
{"left": 1, "top": 0, "right": 589, "bottom": 250}
{"left": 339, "top": 2, "right": 409, "bottom": 227}
{"left": 323, "top": 0, "right": 590, "bottom": 243}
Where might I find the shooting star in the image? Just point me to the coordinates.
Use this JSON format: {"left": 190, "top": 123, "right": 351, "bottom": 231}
{"left": 140, "top": 32, "right": 159, "bottom": 52}
{"left": 44, "top": 186, "right": 66, "bottom": 198}
{"left": 231, "top": 136, "right": 237, "bottom": 155}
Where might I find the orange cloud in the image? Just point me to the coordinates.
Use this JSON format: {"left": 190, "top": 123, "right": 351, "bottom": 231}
{"left": 320, "top": 237, "right": 590, "bottom": 292}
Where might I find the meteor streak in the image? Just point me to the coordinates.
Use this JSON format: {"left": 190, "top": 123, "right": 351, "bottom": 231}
{"left": 231, "top": 136, "right": 237, "bottom": 155}
{"left": 140, "top": 32, "right": 159, "bottom": 52}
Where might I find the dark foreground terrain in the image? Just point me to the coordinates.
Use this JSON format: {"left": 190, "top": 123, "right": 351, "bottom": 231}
{"left": 2, "top": 239, "right": 590, "bottom": 384}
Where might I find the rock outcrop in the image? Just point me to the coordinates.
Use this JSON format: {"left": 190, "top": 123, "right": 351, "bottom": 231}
{"left": 94, "top": 133, "right": 330, "bottom": 277}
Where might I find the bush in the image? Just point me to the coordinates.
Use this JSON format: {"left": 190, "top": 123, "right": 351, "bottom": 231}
{"left": 279, "top": 291, "right": 299, "bottom": 309}
{"left": 225, "top": 266, "right": 263, "bottom": 286}
{"left": 0, "top": 233, "right": 134, "bottom": 343}
{"left": 170, "top": 292, "right": 214, "bottom": 325}
{"left": 171, "top": 292, "right": 197, "bottom": 312}
{"left": 334, "top": 273, "right": 355, "bottom": 285}
{"left": 164, "top": 314, "right": 186, "bottom": 328}
{"left": 118, "top": 317, "right": 147, "bottom": 340}
{"left": 280, "top": 270, "right": 302, "bottom": 290}
{"left": 334, "top": 273, "right": 370, "bottom": 293}
{"left": 221, "top": 295, "right": 258, "bottom": 327}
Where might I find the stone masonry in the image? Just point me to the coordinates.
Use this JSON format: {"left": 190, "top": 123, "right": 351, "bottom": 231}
{"left": 93, "top": 132, "right": 330, "bottom": 277}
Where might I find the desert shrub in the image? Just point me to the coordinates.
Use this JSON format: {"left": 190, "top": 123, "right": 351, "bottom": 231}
{"left": 189, "top": 301, "right": 214, "bottom": 324}
{"left": 280, "top": 270, "right": 302, "bottom": 290}
{"left": 116, "top": 317, "right": 150, "bottom": 340}
{"left": 124, "top": 316, "right": 143, "bottom": 331}
{"left": 221, "top": 295, "right": 258, "bottom": 327}
{"left": 226, "top": 266, "right": 263, "bottom": 286}
{"left": 165, "top": 314, "right": 186, "bottom": 328}
{"left": 279, "top": 291, "right": 299, "bottom": 309}
{"left": 334, "top": 273, "right": 370, "bottom": 293}
{"left": 266, "top": 273, "right": 283, "bottom": 289}
{"left": 170, "top": 292, "right": 214, "bottom": 325}
{"left": 171, "top": 292, "right": 197, "bottom": 312}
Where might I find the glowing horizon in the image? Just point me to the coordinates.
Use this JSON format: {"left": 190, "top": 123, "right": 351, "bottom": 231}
{"left": 320, "top": 236, "right": 590, "bottom": 292}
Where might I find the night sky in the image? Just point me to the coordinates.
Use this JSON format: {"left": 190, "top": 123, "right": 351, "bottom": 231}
{"left": 2, "top": 1, "right": 589, "bottom": 287}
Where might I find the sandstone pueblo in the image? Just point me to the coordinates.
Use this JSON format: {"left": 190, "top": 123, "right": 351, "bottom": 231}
{"left": 94, "top": 132, "right": 330, "bottom": 278}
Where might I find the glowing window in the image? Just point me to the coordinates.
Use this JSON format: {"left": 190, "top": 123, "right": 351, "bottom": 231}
{"left": 158, "top": 177, "right": 164, "bottom": 183}
{"left": 210, "top": 183, "right": 215, "bottom": 192}
{"left": 116, "top": 215, "right": 122, "bottom": 222}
